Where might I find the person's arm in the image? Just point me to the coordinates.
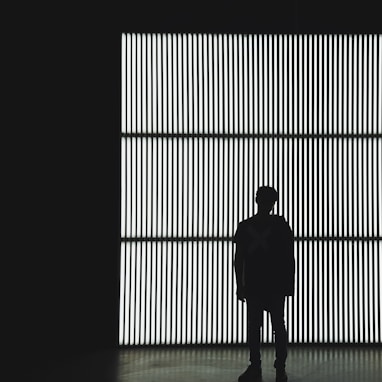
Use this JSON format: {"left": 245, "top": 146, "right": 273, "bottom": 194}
{"left": 233, "top": 223, "right": 246, "bottom": 302}
{"left": 234, "top": 245, "right": 246, "bottom": 301}
{"left": 283, "top": 219, "right": 295, "bottom": 296}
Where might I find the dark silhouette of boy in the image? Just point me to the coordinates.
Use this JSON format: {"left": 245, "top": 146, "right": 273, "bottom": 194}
{"left": 233, "top": 186, "right": 295, "bottom": 382}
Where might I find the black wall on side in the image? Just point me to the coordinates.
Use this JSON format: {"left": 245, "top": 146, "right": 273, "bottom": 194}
{"left": 5, "top": 0, "right": 381, "bottom": 377}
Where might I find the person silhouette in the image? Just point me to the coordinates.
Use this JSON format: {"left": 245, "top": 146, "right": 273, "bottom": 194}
{"left": 233, "top": 186, "right": 295, "bottom": 382}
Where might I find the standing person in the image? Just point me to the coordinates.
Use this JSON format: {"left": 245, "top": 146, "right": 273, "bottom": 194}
{"left": 233, "top": 186, "right": 295, "bottom": 382}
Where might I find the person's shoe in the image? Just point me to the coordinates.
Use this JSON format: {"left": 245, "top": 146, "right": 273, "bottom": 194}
{"left": 238, "top": 364, "right": 262, "bottom": 382}
{"left": 275, "top": 368, "right": 288, "bottom": 382}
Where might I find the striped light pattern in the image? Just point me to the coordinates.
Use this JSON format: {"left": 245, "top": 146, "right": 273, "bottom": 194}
{"left": 120, "top": 33, "right": 382, "bottom": 345}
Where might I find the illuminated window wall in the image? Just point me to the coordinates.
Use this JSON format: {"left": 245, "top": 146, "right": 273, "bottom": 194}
{"left": 120, "top": 34, "right": 382, "bottom": 345}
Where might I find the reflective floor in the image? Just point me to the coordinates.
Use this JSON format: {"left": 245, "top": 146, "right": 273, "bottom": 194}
{"left": 41, "top": 345, "right": 381, "bottom": 382}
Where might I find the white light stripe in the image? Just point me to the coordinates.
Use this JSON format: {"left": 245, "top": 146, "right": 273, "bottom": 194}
{"left": 377, "top": 241, "right": 382, "bottom": 343}
{"left": 187, "top": 241, "right": 192, "bottom": 344}
{"left": 142, "top": 35, "right": 147, "bottom": 134}
{"left": 373, "top": 139, "right": 378, "bottom": 236}
{"left": 152, "top": 35, "right": 157, "bottom": 134}
{"left": 119, "top": 243, "right": 125, "bottom": 345}
{"left": 147, "top": 34, "right": 152, "bottom": 134}
{"left": 368, "top": 36, "right": 373, "bottom": 135}
{"left": 140, "top": 242, "right": 146, "bottom": 344}
{"left": 126, "top": 33, "right": 131, "bottom": 134}
{"left": 121, "top": 135, "right": 126, "bottom": 239}
{"left": 376, "top": 36, "right": 380, "bottom": 135}
{"left": 122, "top": 34, "right": 126, "bottom": 136}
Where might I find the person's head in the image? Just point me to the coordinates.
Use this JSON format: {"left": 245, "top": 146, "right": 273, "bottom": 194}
{"left": 255, "top": 186, "right": 278, "bottom": 214}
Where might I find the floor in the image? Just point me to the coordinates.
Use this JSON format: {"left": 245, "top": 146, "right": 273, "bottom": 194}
{"left": 39, "top": 345, "right": 381, "bottom": 382}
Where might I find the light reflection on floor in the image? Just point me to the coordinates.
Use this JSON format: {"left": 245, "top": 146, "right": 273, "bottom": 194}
{"left": 117, "top": 345, "right": 382, "bottom": 382}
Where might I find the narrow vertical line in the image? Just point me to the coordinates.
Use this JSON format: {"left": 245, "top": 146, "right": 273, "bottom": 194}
{"left": 264, "top": 34, "right": 268, "bottom": 186}
{"left": 377, "top": 34, "right": 382, "bottom": 237}
{"left": 295, "top": 35, "right": 300, "bottom": 341}
{"left": 344, "top": 40, "right": 353, "bottom": 343}
{"left": 119, "top": 234, "right": 125, "bottom": 344}
{"left": 211, "top": 34, "right": 217, "bottom": 343}
{"left": 138, "top": 34, "right": 144, "bottom": 345}
{"left": 143, "top": 35, "right": 150, "bottom": 343}
{"left": 222, "top": 34, "right": 227, "bottom": 342}
{"left": 228, "top": 34, "right": 235, "bottom": 343}
{"left": 161, "top": 34, "right": 167, "bottom": 344}
{"left": 297, "top": 35, "right": 302, "bottom": 239}
{"left": 132, "top": 34, "right": 137, "bottom": 238}
{"left": 364, "top": 36, "right": 371, "bottom": 344}
{"left": 216, "top": 34, "right": 221, "bottom": 342}
{"left": 335, "top": 34, "right": 340, "bottom": 343}
{"left": 279, "top": 35, "right": 284, "bottom": 218}
{"left": 206, "top": 34, "right": 211, "bottom": 343}
{"left": 368, "top": 38, "right": 376, "bottom": 343}
{"left": 288, "top": 35, "right": 296, "bottom": 342}
{"left": 345, "top": 36, "right": 351, "bottom": 343}
{"left": 244, "top": 35, "right": 250, "bottom": 221}
{"left": 302, "top": 35, "right": 307, "bottom": 341}
{"left": 185, "top": 34, "right": 190, "bottom": 344}
{"left": 132, "top": 33, "right": 139, "bottom": 344}
{"left": 316, "top": 34, "right": 321, "bottom": 342}
{"left": 260, "top": 35, "right": 264, "bottom": 188}
{"left": 359, "top": 36, "right": 366, "bottom": 344}
{"left": 316, "top": 35, "right": 325, "bottom": 342}
{"left": 168, "top": 34, "right": 174, "bottom": 344}
{"left": 274, "top": 35, "right": 279, "bottom": 213}
{"left": 189, "top": 34, "right": 195, "bottom": 344}
{"left": 340, "top": 35, "right": 345, "bottom": 343}
{"left": 267, "top": 34, "right": 271, "bottom": 191}
{"left": 253, "top": 32, "right": 257, "bottom": 216}
{"left": 274, "top": 35, "right": 279, "bottom": 206}
{"left": 310, "top": 35, "right": 315, "bottom": 342}
{"left": 353, "top": 36, "right": 358, "bottom": 239}
{"left": 176, "top": 242, "right": 181, "bottom": 344}
{"left": 120, "top": 242, "right": 127, "bottom": 344}
{"left": 371, "top": 36, "right": 378, "bottom": 343}
{"left": 308, "top": 35, "right": 313, "bottom": 342}
{"left": 174, "top": 34, "right": 179, "bottom": 343}
{"left": 378, "top": 144, "right": 382, "bottom": 342}
{"left": 120, "top": 33, "right": 126, "bottom": 344}
{"left": 349, "top": 237, "right": 354, "bottom": 343}
{"left": 232, "top": 34, "right": 238, "bottom": 342}
{"left": 254, "top": 34, "right": 258, "bottom": 216}
{"left": 326, "top": 36, "right": 336, "bottom": 342}
{"left": 195, "top": 34, "right": 201, "bottom": 344}
{"left": 180, "top": 35, "right": 185, "bottom": 343}
{"left": 351, "top": 35, "right": 356, "bottom": 343}
{"left": 129, "top": 242, "right": 135, "bottom": 344}
{"left": 369, "top": 239, "right": 374, "bottom": 343}
{"left": 168, "top": 33, "right": 174, "bottom": 343}
{"left": 248, "top": 35, "right": 254, "bottom": 217}
{"left": 201, "top": 34, "right": 206, "bottom": 343}
{"left": 348, "top": 35, "right": 353, "bottom": 236}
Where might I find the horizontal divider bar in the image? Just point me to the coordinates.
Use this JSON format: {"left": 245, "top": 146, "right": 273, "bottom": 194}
{"left": 122, "top": 132, "right": 382, "bottom": 139}
{"left": 121, "top": 236, "right": 382, "bottom": 242}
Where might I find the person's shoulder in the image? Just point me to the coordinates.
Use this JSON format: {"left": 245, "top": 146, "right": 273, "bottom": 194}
{"left": 271, "top": 215, "right": 290, "bottom": 226}
{"left": 234, "top": 216, "right": 255, "bottom": 240}
{"left": 271, "top": 214, "right": 286, "bottom": 222}
{"left": 238, "top": 216, "right": 256, "bottom": 227}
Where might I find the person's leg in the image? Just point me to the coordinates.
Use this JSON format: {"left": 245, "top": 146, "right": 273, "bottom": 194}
{"left": 246, "top": 297, "right": 263, "bottom": 368}
{"left": 238, "top": 297, "right": 263, "bottom": 381}
{"left": 269, "top": 296, "right": 287, "bottom": 370}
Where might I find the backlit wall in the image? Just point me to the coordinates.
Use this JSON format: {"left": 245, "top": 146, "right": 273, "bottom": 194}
{"left": 120, "top": 33, "right": 382, "bottom": 344}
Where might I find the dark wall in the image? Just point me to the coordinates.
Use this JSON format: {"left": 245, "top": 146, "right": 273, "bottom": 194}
{"left": 5, "top": 0, "right": 381, "bottom": 376}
